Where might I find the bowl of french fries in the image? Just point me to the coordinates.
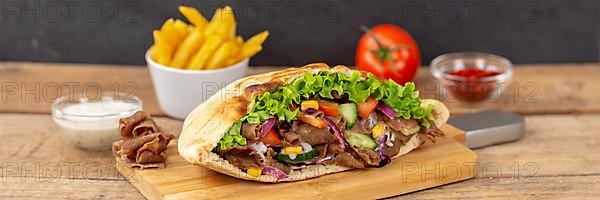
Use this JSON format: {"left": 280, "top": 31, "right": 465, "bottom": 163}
{"left": 146, "top": 5, "right": 269, "bottom": 119}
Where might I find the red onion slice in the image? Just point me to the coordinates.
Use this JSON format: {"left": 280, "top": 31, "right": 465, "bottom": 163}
{"left": 258, "top": 117, "right": 276, "bottom": 138}
{"left": 315, "top": 155, "right": 333, "bottom": 164}
{"left": 376, "top": 102, "right": 397, "bottom": 119}
{"left": 375, "top": 135, "right": 386, "bottom": 151}
{"left": 262, "top": 165, "right": 288, "bottom": 179}
{"left": 323, "top": 117, "right": 346, "bottom": 149}
{"left": 375, "top": 135, "right": 391, "bottom": 167}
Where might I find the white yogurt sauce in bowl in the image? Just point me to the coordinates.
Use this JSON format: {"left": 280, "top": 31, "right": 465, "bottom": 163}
{"left": 51, "top": 93, "right": 142, "bottom": 151}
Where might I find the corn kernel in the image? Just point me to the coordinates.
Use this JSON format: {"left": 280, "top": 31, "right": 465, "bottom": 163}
{"left": 284, "top": 146, "right": 303, "bottom": 154}
{"left": 301, "top": 100, "right": 319, "bottom": 111}
{"left": 372, "top": 124, "right": 385, "bottom": 139}
{"left": 247, "top": 167, "right": 263, "bottom": 177}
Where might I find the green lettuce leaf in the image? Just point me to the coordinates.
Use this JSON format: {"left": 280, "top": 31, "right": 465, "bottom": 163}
{"left": 217, "top": 120, "right": 247, "bottom": 150}
{"left": 218, "top": 70, "right": 434, "bottom": 150}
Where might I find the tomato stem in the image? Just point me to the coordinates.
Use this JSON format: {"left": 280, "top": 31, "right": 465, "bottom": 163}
{"left": 360, "top": 25, "right": 400, "bottom": 77}
{"left": 360, "top": 25, "right": 385, "bottom": 50}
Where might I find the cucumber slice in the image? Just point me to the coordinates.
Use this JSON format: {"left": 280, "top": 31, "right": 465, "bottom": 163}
{"left": 344, "top": 132, "right": 377, "bottom": 150}
{"left": 275, "top": 149, "right": 317, "bottom": 164}
{"left": 400, "top": 126, "right": 421, "bottom": 136}
{"left": 339, "top": 103, "right": 358, "bottom": 128}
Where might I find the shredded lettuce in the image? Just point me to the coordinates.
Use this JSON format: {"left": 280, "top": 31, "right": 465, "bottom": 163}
{"left": 217, "top": 120, "right": 247, "bottom": 150}
{"left": 219, "top": 70, "right": 434, "bottom": 150}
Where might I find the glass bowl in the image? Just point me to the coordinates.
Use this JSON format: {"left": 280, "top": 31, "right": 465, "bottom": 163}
{"left": 430, "top": 52, "right": 513, "bottom": 103}
{"left": 51, "top": 92, "right": 142, "bottom": 151}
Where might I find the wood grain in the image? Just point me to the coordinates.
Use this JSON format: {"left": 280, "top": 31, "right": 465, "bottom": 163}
{"left": 0, "top": 62, "right": 161, "bottom": 115}
{"left": 474, "top": 114, "right": 600, "bottom": 177}
{"left": 1, "top": 114, "right": 599, "bottom": 199}
{"left": 2, "top": 175, "right": 599, "bottom": 200}
{"left": 398, "top": 175, "right": 600, "bottom": 199}
{"left": 2, "top": 62, "right": 600, "bottom": 116}
{"left": 0, "top": 177, "right": 143, "bottom": 200}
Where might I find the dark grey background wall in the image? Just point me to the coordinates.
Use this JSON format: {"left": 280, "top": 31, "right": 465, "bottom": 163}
{"left": 0, "top": 0, "right": 598, "bottom": 66}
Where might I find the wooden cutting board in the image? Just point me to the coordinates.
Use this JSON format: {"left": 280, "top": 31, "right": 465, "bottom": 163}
{"left": 116, "top": 125, "right": 476, "bottom": 200}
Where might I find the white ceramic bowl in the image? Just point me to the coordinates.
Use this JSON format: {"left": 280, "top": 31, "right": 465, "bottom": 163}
{"left": 146, "top": 51, "right": 249, "bottom": 119}
{"left": 51, "top": 93, "right": 142, "bottom": 151}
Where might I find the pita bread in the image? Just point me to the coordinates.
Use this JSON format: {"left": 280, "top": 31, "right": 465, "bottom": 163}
{"left": 178, "top": 63, "right": 449, "bottom": 182}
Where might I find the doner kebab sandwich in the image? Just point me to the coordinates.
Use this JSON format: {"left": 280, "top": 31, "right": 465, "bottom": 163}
{"left": 178, "top": 63, "right": 449, "bottom": 182}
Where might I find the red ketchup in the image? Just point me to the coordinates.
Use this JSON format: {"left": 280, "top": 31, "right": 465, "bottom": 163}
{"left": 446, "top": 68, "right": 502, "bottom": 102}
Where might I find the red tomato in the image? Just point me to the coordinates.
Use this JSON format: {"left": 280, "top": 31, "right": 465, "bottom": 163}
{"left": 318, "top": 100, "right": 339, "bottom": 117}
{"left": 356, "top": 24, "right": 421, "bottom": 84}
{"left": 357, "top": 97, "right": 378, "bottom": 118}
{"left": 260, "top": 129, "right": 283, "bottom": 146}
{"left": 297, "top": 114, "right": 326, "bottom": 128}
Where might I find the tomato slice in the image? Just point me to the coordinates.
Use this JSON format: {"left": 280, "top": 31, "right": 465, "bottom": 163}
{"left": 297, "top": 114, "right": 326, "bottom": 128}
{"left": 260, "top": 129, "right": 283, "bottom": 146}
{"left": 357, "top": 97, "right": 378, "bottom": 118}
{"left": 318, "top": 100, "right": 339, "bottom": 117}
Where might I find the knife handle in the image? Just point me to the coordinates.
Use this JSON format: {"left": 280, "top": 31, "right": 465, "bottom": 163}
{"left": 448, "top": 110, "right": 525, "bottom": 149}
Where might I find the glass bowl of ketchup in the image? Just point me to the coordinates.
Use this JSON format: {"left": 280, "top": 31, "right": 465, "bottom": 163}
{"left": 431, "top": 52, "right": 513, "bottom": 103}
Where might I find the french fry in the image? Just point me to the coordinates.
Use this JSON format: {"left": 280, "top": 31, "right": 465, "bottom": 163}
{"left": 224, "top": 39, "right": 244, "bottom": 66}
{"left": 224, "top": 56, "right": 239, "bottom": 66}
{"left": 203, "top": 8, "right": 222, "bottom": 36}
{"left": 160, "top": 18, "right": 181, "bottom": 44}
{"left": 229, "top": 42, "right": 240, "bottom": 59}
{"left": 225, "top": 46, "right": 240, "bottom": 66}
{"left": 170, "top": 29, "right": 204, "bottom": 68}
{"left": 235, "top": 36, "right": 244, "bottom": 46}
{"left": 213, "top": 7, "right": 231, "bottom": 37}
{"left": 173, "top": 19, "right": 190, "bottom": 39}
{"left": 161, "top": 18, "right": 174, "bottom": 30}
{"left": 149, "top": 45, "right": 159, "bottom": 61}
{"left": 221, "top": 6, "right": 236, "bottom": 40}
{"left": 227, "top": 20, "right": 237, "bottom": 40}
{"left": 187, "top": 35, "right": 224, "bottom": 70}
{"left": 151, "top": 5, "right": 267, "bottom": 70}
{"left": 245, "top": 31, "right": 269, "bottom": 46}
{"left": 178, "top": 6, "right": 208, "bottom": 29}
{"left": 206, "top": 41, "right": 236, "bottom": 69}
{"left": 229, "top": 30, "right": 267, "bottom": 64}
{"left": 224, "top": 44, "right": 261, "bottom": 66}
{"left": 240, "top": 45, "right": 262, "bottom": 59}
{"left": 153, "top": 30, "right": 174, "bottom": 65}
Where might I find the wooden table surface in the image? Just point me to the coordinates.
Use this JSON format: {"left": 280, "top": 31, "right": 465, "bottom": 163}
{"left": 1, "top": 62, "right": 599, "bottom": 199}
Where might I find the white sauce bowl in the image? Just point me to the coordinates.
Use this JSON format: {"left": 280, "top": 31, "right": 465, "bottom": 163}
{"left": 51, "top": 93, "right": 142, "bottom": 151}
